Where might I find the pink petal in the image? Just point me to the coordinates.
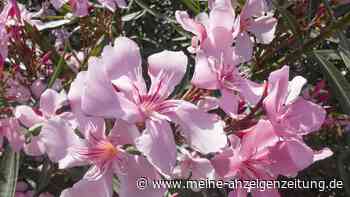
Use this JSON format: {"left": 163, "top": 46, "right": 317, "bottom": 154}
{"left": 313, "top": 148, "right": 333, "bottom": 162}
{"left": 97, "top": 0, "right": 117, "bottom": 11}
{"left": 40, "top": 117, "right": 81, "bottom": 162}
{"left": 247, "top": 15, "right": 277, "bottom": 44}
{"left": 15, "top": 106, "right": 44, "bottom": 128}
{"left": 108, "top": 119, "right": 139, "bottom": 145}
{"left": 239, "top": 79, "right": 264, "bottom": 105}
{"left": 282, "top": 98, "right": 326, "bottom": 135}
{"left": 269, "top": 139, "right": 314, "bottom": 177}
{"left": 189, "top": 156, "right": 215, "bottom": 180}
{"left": 50, "top": 0, "right": 67, "bottom": 10}
{"left": 24, "top": 136, "right": 46, "bottom": 156}
{"left": 68, "top": 71, "right": 105, "bottom": 135}
{"left": 115, "top": 0, "right": 127, "bottom": 8}
{"left": 219, "top": 89, "right": 239, "bottom": 118}
{"left": 234, "top": 31, "right": 253, "bottom": 63}
{"left": 61, "top": 173, "right": 113, "bottom": 197}
{"left": 103, "top": 37, "right": 141, "bottom": 81}
{"left": 228, "top": 189, "right": 247, "bottom": 197}
{"left": 208, "top": 27, "right": 235, "bottom": 55}
{"left": 252, "top": 189, "right": 281, "bottom": 197}
{"left": 208, "top": 0, "right": 235, "bottom": 32}
{"left": 211, "top": 142, "right": 241, "bottom": 179}
{"left": 30, "top": 79, "right": 46, "bottom": 99}
{"left": 172, "top": 101, "right": 228, "bottom": 154}
{"left": 135, "top": 120, "right": 177, "bottom": 177}
{"left": 197, "top": 96, "right": 219, "bottom": 111}
{"left": 118, "top": 155, "right": 166, "bottom": 197}
{"left": 191, "top": 52, "right": 219, "bottom": 89}
{"left": 285, "top": 76, "right": 307, "bottom": 105}
{"left": 1, "top": 118, "right": 24, "bottom": 152}
{"left": 241, "top": 0, "right": 268, "bottom": 19}
{"left": 263, "top": 66, "right": 290, "bottom": 116}
{"left": 40, "top": 89, "right": 67, "bottom": 117}
{"left": 175, "top": 11, "right": 207, "bottom": 42}
{"left": 240, "top": 120, "right": 278, "bottom": 160}
{"left": 147, "top": 50, "right": 188, "bottom": 93}
{"left": 71, "top": 0, "right": 89, "bottom": 17}
{"left": 82, "top": 57, "right": 141, "bottom": 122}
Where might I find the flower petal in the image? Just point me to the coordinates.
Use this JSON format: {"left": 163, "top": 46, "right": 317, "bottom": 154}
{"left": 118, "top": 155, "right": 166, "bottom": 197}
{"left": 234, "top": 31, "right": 253, "bottom": 63}
{"left": 82, "top": 57, "right": 141, "bottom": 122}
{"left": 269, "top": 139, "right": 314, "bottom": 177}
{"left": 40, "top": 117, "right": 81, "bottom": 162}
{"left": 15, "top": 105, "right": 43, "bottom": 128}
{"left": 24, "top": 136, "right": 46, "bottom": 156}
{"left": 172, "top": 101, "right": 228, "bottom": 154}
{"left": 50, "top": 0, "right": 67, "bottom": 10}
{"left": 209, "top": 0, "right": 235, "bottom": 32}
{"left": 175, "top": 11, "right": 207, "bottom": 42}
{"left": 191, "top": 52, "right": 219, "bottom": 89}
{"left": 241, "top": 0, "right": 268, "bottom": 19}
{"left": 61, "top": 173, "right": 113, "bottom": 197}
{"left": 219, "top": 89, "right": 240, "bottom": 118}
{"left": 285, "top": 76, "right": 307, "bottom": 105}
{"left": 109, "top": 119, "right": 139, "bottom": 145}
{"left": 313, "top": 148, "right": 333, "bottom": 162}
{"left": 103, "top": 37, "right": 141, "bottom": 81}
{"left": 282, "top": 98, "right": 326, "bottom": 135}
{"left": 68, "top": 71, "right": 105, "bottom": 136}
{"left": 148, "top": 50, "right": 188, "bottom": 93}
{"left": 135, "top": 120, "right": 177, "bottom": 177}
{"left": 247, "top": 15, "right": 277, "bottom": 44}
{"left": 263, "top": 66, "right": 290, "bottom": 116}
{"left": 40, "top": 89, "right": 67, "bottom": 117}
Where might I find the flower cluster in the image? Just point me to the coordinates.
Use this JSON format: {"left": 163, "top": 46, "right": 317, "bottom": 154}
{"left": 0, "top": 0, "right": 337, "bottom": 197}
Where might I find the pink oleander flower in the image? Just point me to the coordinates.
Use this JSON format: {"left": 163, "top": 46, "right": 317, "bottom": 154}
{"left": 211, "top": 120, "right": 280, "bottom": 197}
{"left": 0, "top": 118, "right": 25, "bottom": 152}
{"left": 15, "top": 89, "right": 76, "bottom": 158}
{"left": 191, "top": 48, "right": 264, "bottom": 118}
{"left": 263, "top": 66, "right": 326, "bottom": 137}
{"left": 175, "top": 0, "right": 235, "bottom": 57}
{"left": 47, "top": 119, "right": 165, "bottom": 197}
{"left": 233, "top": 0, "right": 277, "bottom": 62}
{"left": 262, "top": 66, "right": 333, "bottom": 177}
{"left": 80, "top": 37, "right": 227, "bottom": 176}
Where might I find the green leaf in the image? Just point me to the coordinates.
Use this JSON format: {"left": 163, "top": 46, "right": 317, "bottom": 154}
{"left": 0, "top": 146, "right": 20, "bottom": 197}
{"left": 313, "top": 51, "right": 350, "bottom": 115}
{"left": 180, "top": 0, "right": 201, "bottom": 15}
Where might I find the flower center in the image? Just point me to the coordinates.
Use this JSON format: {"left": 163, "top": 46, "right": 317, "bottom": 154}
{"left": 75, "top": 139, "right": 118, "bottom": 165}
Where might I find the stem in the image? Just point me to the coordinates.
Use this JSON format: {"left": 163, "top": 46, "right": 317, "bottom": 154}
{"left": 225, "top": 81, "right": 269, "bottom": 134}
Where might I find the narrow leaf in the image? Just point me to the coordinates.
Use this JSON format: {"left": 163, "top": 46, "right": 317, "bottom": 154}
{"left": 0, "top": 146, "right": 20, "bottom": 197}
{"left": 313, "top": 51, "right": 350, "bottom": 115}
